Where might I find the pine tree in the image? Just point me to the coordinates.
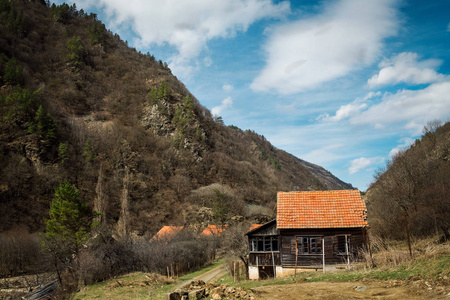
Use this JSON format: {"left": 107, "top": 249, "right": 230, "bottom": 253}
{"left": 158, "top": 81, "right": 167, "bottom": 99}
{"left": 82, "top": 139, "right": 96, "bottom": 162}
{"left": 149, "top": 86, "right": 157, "bottom": 104}
{"left": 58, "top": 142, "right": 68, "bottom": 165}
{"left": 28, "top": 105, "right": 56, "bottom": 147}
{"left": 4, "top": 57, "right": 23, "bottom": 85}
{"left": 66, "top": 36, "right": 83, "bottom": 71}
{"left": 41, "top": 181, "right": 99, "bottom": 281}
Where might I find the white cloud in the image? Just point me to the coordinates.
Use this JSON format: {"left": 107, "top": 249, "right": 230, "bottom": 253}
{"left": 349, "top": 157, "right": 384, "bottom": 174}
{"left": 318, "top": 102, "right": 367, "bottom": 122}
{"left": 350, "top": 81, "right": 450, "bottom": 131}
{"left": 211, "top": 97, "right": 233, "bottom": 116}
{"left": 317, "top": 91, "right": 380, "bottom": 122}
{"left": 82, "top": 0, "right": 290, "bottom": 78}
{"left": 222, "top": 84, "right": 234, "bottom": 91}
{"left": 368, "top": 52, "right": 445, "bottom": 87}
{"left": 389, "top": 137, "right": 414, "bottom": 158}
{"left": 251, "top": 0, "right": 399, "bottom": 94}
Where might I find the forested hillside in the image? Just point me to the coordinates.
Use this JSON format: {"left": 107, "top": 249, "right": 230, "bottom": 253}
{"left": 0, "top": 0, "right": 351, "bottom": 236}
{"left": 367, "top": 121, "right": 450, "bottom": 241}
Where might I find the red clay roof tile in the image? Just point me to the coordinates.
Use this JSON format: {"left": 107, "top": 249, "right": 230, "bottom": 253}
{"left": 200, "top": 224, "right": 228, "bottom": 236}
{"left": 249, "top": 224, "right": 263, "bottom": 231}
{"left": 276, "top": 190, "right": 368, "bottom": 229}
{"left": 152, "top": 226, "right": 183, "bottom": 240}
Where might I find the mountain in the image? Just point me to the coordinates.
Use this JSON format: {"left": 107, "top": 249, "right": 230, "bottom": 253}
{"left": 0, "top": 0, "right": 352, "bottom": 236}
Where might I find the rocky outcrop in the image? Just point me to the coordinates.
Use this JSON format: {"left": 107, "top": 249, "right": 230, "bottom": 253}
{"left": 140, "top": 102, "right": 176, "bottom": 137}
{"left": 167, "top": 280, "right": 256, "bottom": 300}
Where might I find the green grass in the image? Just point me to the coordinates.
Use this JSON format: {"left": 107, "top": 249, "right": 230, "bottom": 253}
{"left": 305, "top": 254, "right": 449, "bottom": 282}
{"left": 215, "top": 253, "right": 449, "bottom": 291}
{"left": 73, "top": 250, "right": 449, "bottom": 299}
{"left": 73, "top": 260, "right": 225, "bottom": 300}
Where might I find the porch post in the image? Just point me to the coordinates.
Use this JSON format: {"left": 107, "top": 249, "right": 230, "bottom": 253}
{"left": 295, "top": 238, "right": 298, "bottom": 276}
{"left": 271, "top": 251, "right": 276, "bottom": 278}
{"left": 345, "top": 235, "right": 350, "bottom": 268}
{"left": 322, "top": 238, "right": 325, "bottom": 273}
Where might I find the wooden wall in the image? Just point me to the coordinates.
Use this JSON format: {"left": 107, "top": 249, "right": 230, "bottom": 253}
{"left": 279, "top": 228, "right": 366, "bottom": 266}
{"left": 249, "top": 252, "right": 281, "bottom": 266}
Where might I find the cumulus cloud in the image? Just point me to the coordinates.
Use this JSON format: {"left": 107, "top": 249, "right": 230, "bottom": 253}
{"left": 211, "top": 97, "right": 233, "bottom": 116}
{"left": 368, "top": 52, "right": 445, "bottom": 87}
{"left": 350, "top": 81, "right": 450, "bottom": 131}
{"left": 349, "top": 157, "right": 384, "bottom": 174}
{"left": 251, "top": 0, "right": 399, "bottom": 94}
{"left": 317, "top": 91, "right": 380, "bottom": 122}
{"left": 80, "top": 0, "right": 290, "bottom": 77}
{"left": 318, "top": 102, "right": 367, "bottom": 122}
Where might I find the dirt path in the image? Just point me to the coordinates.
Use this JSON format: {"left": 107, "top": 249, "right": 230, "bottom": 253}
{"left": 252, "top": 280, "right": 445, "bottom": 300}
{"left": 177, "top": 264, "right": 227, "bottom": 289}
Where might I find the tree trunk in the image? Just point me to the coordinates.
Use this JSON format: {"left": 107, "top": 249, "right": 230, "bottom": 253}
{"left": 403, "top": 212, "right": 412, "bottom": 258}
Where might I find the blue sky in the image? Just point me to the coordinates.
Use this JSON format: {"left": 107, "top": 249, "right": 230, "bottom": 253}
{"left": 55, "top": 0, "right": 450, "bottom": 191}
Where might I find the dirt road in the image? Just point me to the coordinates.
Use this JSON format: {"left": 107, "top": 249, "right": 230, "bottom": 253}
{"left": 177, "top": 264, "right": 227, "bottom": 289}
{"left": 252, "top": 280, "right": 447, "bottom": 299}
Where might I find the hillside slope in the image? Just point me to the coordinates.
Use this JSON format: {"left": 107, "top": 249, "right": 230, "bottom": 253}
{"left": 0, "top": 0, "right": 352, "bottom": 236}
{"left": 366, "top": 121, "right": 450, "bottom": 240}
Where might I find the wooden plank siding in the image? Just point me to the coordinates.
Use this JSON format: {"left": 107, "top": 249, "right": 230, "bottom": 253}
{"left": 279, "top": 228, "right": 366, "bottom": 266}
{"left": 249, "top": 252, "right": 281, "bottom": 266}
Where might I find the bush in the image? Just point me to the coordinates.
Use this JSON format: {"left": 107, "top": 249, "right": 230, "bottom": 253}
{"left": 75, "top": 229, "right": 213, "bottom": 287}
{"left": 0, "top": 230, "right": 51, "bottom": 277}
{"left": 4, "top": 57, "right": 24, "bottom": 85}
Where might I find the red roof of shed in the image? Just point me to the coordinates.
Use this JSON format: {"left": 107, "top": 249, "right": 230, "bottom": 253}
{"left": 277, "top": 190, "right": 368, "bottom": 229}
{"left": 201, "top": 224, "right": 228, "bottom": 236}
{"left": 152, "top": 226, "right": 183, "bottom": 240}
{"left": 249, "top": 224, "right": 263, "bottom": 231}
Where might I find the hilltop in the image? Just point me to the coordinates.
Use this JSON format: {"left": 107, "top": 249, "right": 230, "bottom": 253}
{"left": 0, "top": 0, "right": 352, "bottom": 236}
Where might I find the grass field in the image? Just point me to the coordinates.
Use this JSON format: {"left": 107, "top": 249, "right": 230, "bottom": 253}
{"left": 73, "top": 260, "right": 224, "bottom": 300}
{"left": 73, "top": 240, "right": 449, "bottom": 299}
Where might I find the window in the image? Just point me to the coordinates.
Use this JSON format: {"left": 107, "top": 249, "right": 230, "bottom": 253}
{"left": 337, "top": 235, "right": 350, "bottom": 254}
{"left": 250, "top": 236, "right": 278, "bottom": 251}
{"left": 297, "top": 237, "right": 322, "bottom": 254}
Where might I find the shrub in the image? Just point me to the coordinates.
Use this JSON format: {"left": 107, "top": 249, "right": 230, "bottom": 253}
{"left": 0, "top": 230, "right": 50, "bottom": 277}
{"left": 4, "top": 58, "right": 24, "bottom": 85}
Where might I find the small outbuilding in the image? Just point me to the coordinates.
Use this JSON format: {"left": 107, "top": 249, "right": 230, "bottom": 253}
{"left": 246, "top": 190, "right": 368, "bottom": 279}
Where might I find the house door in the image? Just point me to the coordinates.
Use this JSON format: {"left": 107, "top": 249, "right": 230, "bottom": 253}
{"left": 258, "top": 266, "right": 274, "bottom": 279}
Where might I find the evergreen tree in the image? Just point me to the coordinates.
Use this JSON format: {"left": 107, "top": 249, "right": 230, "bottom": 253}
{"left": 149, "top": 86, "right": 157, "bottom": 104}
{"left": 4, "top": 57, "right": 23, "bottom": 85}
{"left": 213, "top": 190, "right": 231, "bottom": 225}
{"left": 28, "top": 105, "right": 56, "bottom": 147}
{"left": 82, "top": 139, "right": 96, "bottom": 162}
{"left": 158, "top": 81, "right": 167, "bottom": 99}
{"left": 41, "top": 181, "right": 99, "bottom": 281}
{"left": 66, "top": 36, "right": 83, "bottom": 71}
{"left": 58, "top": 142, "right": 68, "bottom": 165}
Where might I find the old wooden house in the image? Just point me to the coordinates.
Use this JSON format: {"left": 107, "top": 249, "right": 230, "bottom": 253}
{"left": 246, "top": 190, "right": 368, "bottom": 279}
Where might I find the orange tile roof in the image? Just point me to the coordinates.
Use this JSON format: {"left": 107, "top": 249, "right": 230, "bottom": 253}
{"left": 277, "top": 190, "right": 368, "bottom": 229}
{"left": 249, "top": 224, "right": 263, "bottom": 231}
{"left": 201, "top": 224, "right": 228, "bottom": 236}
{"left": 152, "top": 226, "right": 183, "bottom": 240}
